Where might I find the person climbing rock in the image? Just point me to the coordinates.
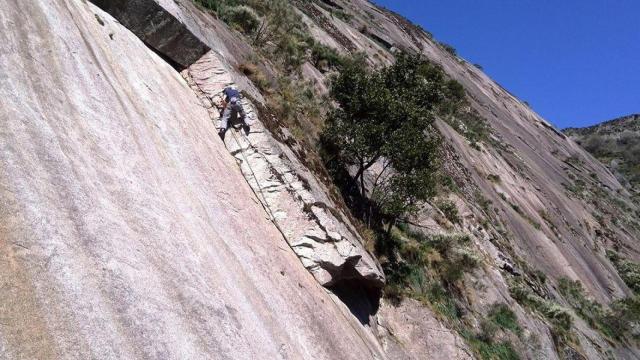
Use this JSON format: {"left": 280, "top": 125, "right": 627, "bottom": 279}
{"left": 218, "top": 86, "right": 249, "bottom": 140}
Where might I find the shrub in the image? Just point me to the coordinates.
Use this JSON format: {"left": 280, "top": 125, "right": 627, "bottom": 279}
{"left": 440, "top": 42, "right": 458, "bottom": 56}
{"left": 331, "top": 9, "right": 353, "bottom": 22}
{"left": 310, "top": 43, "right": 345, "bottom": 71}
{"left": 532, "top": 270, "right": 547, "bottom": 284}
{"left": 268, "top": 76, "right": 325, "bottom": 131}
{"left": 222, "top": 5, "right": 260, "bottom": 34}
{"left": 426, "top": 282, "right": 461, "bottom": 320}
{"left": 508, "top": 279, "right": 573, "bottom": 338}
{"left": 382, "top": 228, "right": 478, "bottom": 315}
{"left": 193, "top": 0, "right": 227, "bottom": 12}
{"left": 489, "top": 303, "right": 521, "bottom": 334}
{"left": 238, "top": 62, "right": 270, "bottom": 91}
{"left": 436, "top": 199, "right": 460, "bottom": 224}
{"left": 462, "top": 329, "right": 520, "bottom": 360}
{"left": 607, "top": 250, "right": 640, "bottom": 294}
{"left": 487, "top": 174, "right": 501, "bottom": 183}
{"left": 558, "top": 278, "right": 602, "bottom": 324}
{"left": 559, "top": 275, "right": 640, "bottom": 340}
{"left": 601, "top": 295, "right": 640, "bottom": 340}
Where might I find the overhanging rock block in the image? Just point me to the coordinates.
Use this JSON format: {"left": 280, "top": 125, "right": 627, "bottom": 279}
{"left": 91, "top": 0, "right": 210, "bottom": 69}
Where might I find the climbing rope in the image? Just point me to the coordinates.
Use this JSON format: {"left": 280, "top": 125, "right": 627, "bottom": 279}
{"left": 229, "top": 129, "right": 280, "bottom": 226}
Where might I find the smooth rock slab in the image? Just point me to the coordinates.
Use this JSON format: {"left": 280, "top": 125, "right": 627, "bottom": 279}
{"left": 0, "top": 1, "right": 383, "bottom": 359}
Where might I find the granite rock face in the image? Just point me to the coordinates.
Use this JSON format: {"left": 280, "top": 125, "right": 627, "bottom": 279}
{"left": 182, "top": 51, "right": 384, "bottom": 293}
{"left": 291, "top": 1, "right": 640, "bottom": 357}
{"left": 91, "top": 0, "right": 210, "bottom": 69}
{"left": 0, "top": 1, "right": 384, "bottom": 358}
{"left": 4, "top": 0, "right": 640, "bottom": 358}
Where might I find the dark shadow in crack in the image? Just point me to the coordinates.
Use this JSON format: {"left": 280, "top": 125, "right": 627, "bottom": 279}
{"left": 324, "top": 257, "right": 382, "bottom": 325}
{"left": 327, "top": 278, "right": 382, "bottom": 326}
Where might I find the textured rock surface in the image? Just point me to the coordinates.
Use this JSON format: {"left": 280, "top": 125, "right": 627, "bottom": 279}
{"left": 91, "top": 0, "right": 210, "bottom": 69}
{"left": 182, "top": 51, "right": 384, "bottom": 293}
{"left": 564, "top": 114, "right": 640, "bottom": 198}
{"left": 293, "top": 1, "right": 640, "bottom": 357}
{"left": 377, "top": 300, "right": 473, "bottom": 360}
{"left": 0, "top": 1, "right": 384, "bottom": 358}
{"left": 4, "top": 0, "right": 640, "bottom": 358}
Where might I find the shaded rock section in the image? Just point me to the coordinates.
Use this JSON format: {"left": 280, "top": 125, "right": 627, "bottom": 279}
{"left": 91, "top": 0, "right": 209, "bottom": 69}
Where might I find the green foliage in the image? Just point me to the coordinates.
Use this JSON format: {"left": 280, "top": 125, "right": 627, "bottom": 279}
{"left": 193, "top": 0, "right": 260, "bottom": 34}
{"left": 196, "top": 0, "right": 321, "bottom": 72}
{"left": 607, "top": 250, "right": 640, "bottom": 294}
{"left": 462, "top": 326, "right": 520, "bottom": 360}
{"left": 443, "top": 103, "right": 491, "bottom": 147}
{"left": 509, "top": 279, "right": 573, "bottom": 341}
{"left": 268, "top": 76, "right": 326, "bottom": 135}
{"left": 313, "top": 0, "right": 353, "bottom": 22}
{"left": 248, "top": 0, "right": 315, "bottom": 70}
{"left": 440, "top": 42, "right": 458, "bottom": 56}
{"left": 238, "top": 62, "right": 270, "bottom": 91}
{"left": 426, "top": 282, "right": 461, "bottom": 320}
{"left": 322, "top": 53, "right": 466, "bottom": 223}
{"left": 558, "top": 278, "right": 608, "bottom": 332}
{"left": 465, "top": 336, "right": 520, "bottom": 360}
{"left": 193, "top": 0, "right": 227, "bottom": 12}
{"left": 601, "top": 295, "right": 640, "bottom": 340}
{"left": 532, "top": 270, "right": 547, "bottom": 284}
{"left": 332, "top": 9, "right": 353, "bottom": 22}
{"left": 563, "top": 115, "right": 640, "bottom": 198}
{"left": 558, "top": 277, "right": 640, "bottom": 341}
{"left": 383, "top": 226, "right": 478, "bottom": 318}
{"left": 386, "top": 228, "right": 513, "bottom": 360}
{"left": 488, "top": 303, "right": 521, "bottom": 334}
{"left": 475, "top": 191, "right": 493, "bottom": 213}
{"left": 310, "top": 42, "right": 346, "bottom": 72}
{"left": 223, "top": 5, "right": 260, "bottom": 34}
{"left": 487, "top": 174, "right": 501, "bottom": 183}
{"left": 436, "top": 199, "right": 460, "bottom": 224}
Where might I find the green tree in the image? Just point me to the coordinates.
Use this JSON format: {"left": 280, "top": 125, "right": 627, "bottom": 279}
{"left": 322, "top": 53, "right": 465, "bottom": 227}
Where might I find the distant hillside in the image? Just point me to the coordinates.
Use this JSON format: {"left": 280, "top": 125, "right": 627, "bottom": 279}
{"left": 564, "top": 114, "right": 640, "bottom": 200}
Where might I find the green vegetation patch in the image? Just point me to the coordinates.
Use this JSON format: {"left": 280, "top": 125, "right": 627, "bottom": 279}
{"left": 508, "top": 278, "right": 573, "bottom": 343}
{"left": 558, "top": 277, "right": 640, "bottom": 341}
{"left": 607, "top": 250, "right": 640, "bottom": 294}
{"left": 488, "top": 303, "right": 521, "bottom": 335}
{"left": 383, "top": 226, "right": 479, "bottom": 318}
{"left": 464, "top": 336, "right": 520, "bottom": 360}
{"left": 436, "top": 199, "right": 460, "bottom": 224}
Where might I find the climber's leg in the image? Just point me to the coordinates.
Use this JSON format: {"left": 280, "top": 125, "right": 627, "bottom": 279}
{"left": 219, "top": 106, "right": 237, "bottom": 140}
{"left": 235, "top": 102, "right": 250, "bottom": 135}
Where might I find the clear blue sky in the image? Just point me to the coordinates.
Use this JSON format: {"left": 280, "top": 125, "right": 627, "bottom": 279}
{"left": 372, "top": 0, "right": 639, "bottom": 129}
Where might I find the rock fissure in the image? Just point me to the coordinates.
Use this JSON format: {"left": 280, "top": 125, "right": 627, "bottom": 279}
{"left": 179, "top": 51, "right": 384, "bottom": 308}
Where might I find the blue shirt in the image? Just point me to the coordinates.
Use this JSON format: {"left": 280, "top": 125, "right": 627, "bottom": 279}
{"left": 223, "top": 87, "right": 240, "bottom": 102}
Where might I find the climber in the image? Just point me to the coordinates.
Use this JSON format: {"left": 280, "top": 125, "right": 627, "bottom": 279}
{"left": 218, "top": 86, "right": 249, "bottom": 140}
